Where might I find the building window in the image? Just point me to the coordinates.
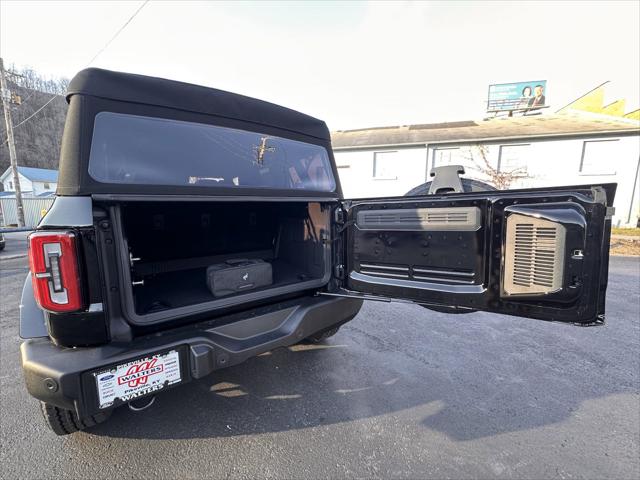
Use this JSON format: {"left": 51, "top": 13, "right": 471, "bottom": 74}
{"left": 433, "top": 147, "right": 463, "bottom": 168}
{"left": 498, "top": 144, "right": 530, "bottom": 176}
{"left": 44, "top": 182, "right": 50, "bottom": 189}
{"left": 8, "top": 181, "right": 13, "bottom": 190}
{"left": 580, "top": 140, "right": 618, "bottom": 175}
{"left": 373, "top": 151, "right": 398, "bottom": 179}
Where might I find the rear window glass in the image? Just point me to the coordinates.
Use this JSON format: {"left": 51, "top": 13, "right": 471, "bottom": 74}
{"left": 88, "top": 112, "right": 336, "bottom": 192}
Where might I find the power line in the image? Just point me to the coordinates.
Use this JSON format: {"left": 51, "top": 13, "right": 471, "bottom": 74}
{"left": 86, "top": 0, "right": 150, "bottom": 66}
{"left": 11, "top": 95, "right": 60, "bottom": 129}
{"left": 15, "top": 88, "right": 38, "bottom": 106}
{"left": 5, "top": 0, "right": 150, "bottom": 132}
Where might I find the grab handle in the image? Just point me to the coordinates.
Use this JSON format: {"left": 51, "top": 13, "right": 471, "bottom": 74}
{"left": 225, "top": 258, "right": 251, "bottom": 265}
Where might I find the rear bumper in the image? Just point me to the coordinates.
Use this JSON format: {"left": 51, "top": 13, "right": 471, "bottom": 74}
{"left": 21, "top": 296, "right": 362, "bottom": 418}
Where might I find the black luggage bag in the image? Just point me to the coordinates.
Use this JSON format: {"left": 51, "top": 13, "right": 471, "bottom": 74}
{"left": 206, "top": 259, "right": 273, "bottom": 297}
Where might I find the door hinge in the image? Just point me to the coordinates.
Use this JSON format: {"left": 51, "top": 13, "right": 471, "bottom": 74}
{"left": 334, "top": 207, "right": 345, "bottom": 225}
{"left": 605, "top": 206, "right": 615, "bottom": 220}
{"left": 334, "top": 264, "right": 345, "bottom": 279}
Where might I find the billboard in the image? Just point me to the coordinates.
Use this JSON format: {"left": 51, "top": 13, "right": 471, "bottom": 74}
{"left": 487, "top": 80, "right": 547, "bottom": 112}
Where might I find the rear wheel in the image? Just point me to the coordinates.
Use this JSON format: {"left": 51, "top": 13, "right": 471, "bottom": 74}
{"left": 40, "top": 401, "right": 112, "bottom": 435}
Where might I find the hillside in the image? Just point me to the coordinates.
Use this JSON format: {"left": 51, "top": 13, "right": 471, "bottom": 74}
{"left": 0, "top": 65, "right": 68, "bottom": 175}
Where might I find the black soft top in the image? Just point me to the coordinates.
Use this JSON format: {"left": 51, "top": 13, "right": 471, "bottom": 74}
{"left": 66, "top": 68, "right": 330, "bottom": 140}
{"left": 57, "top": 69, "right": 341, "bottom": 197}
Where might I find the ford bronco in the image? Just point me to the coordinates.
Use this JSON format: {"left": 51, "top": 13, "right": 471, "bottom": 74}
{"left": 20, "top": 69, "right": 615, "bottom": 434}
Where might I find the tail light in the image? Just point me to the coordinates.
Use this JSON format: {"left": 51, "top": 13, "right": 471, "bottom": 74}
{"left": 28, "top": 231, "right": 83, "bottom": 313}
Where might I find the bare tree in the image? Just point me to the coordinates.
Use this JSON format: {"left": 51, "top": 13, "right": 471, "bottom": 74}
{"left": 464, "top": 144, "right": 532, "bottom": 190}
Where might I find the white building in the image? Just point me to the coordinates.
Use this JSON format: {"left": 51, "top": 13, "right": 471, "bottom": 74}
{"left": 0, "top": 166, "right": 58, "bottom": 196}
{"left": 332, "top": 112, "right": 640, "bottom": 227}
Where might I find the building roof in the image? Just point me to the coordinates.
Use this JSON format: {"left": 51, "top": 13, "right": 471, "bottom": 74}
{"left": 0, "top": 166, "right": 58, "bottom": 183}
{"left": 331, "top": 111, "right": 640, "bottom": 149}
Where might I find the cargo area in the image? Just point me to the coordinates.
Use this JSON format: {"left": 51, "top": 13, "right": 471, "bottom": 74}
{"left": 117, "top": 201, "right": 332, "bottom": 318}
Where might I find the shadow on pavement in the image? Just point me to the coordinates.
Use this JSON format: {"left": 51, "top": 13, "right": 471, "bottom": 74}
{"left": 88, "top": 285, "right": 639, "bottom": 443}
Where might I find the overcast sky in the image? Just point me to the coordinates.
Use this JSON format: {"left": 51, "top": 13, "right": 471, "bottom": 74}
{"left": 1, "top": 0, "right": 638, "bottom": 129}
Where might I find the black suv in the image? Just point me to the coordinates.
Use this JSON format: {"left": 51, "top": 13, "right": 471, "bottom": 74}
{"left": 20, "top": 69, "right": 615, "bottom": 435}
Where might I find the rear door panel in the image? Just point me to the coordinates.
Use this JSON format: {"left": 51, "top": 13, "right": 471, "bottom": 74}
{"left": 340, "top": 184, "right": 615, "bottom": 324}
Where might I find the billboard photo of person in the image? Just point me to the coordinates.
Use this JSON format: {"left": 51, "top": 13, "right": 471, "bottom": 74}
{"left": 517, "top": 86, "right": 532, "bottom": 109}
{"left": 530, "top": 84, "right": 546, "bottom": 107}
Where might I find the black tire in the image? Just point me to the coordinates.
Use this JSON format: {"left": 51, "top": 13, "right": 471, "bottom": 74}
{"left": 40, "top": 401, "right": 112, "bottom": 435}
{"left": 405, "top": 178, "right": 496, "bottom": 196}
{"left": 405, "top": 177, "right": 495, "bottom": 315}
{"left": 305, "top": 326, "right": 340, "bottom": 343}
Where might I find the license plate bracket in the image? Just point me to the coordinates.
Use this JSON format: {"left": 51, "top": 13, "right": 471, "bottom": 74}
{"left": 90, "top": 347, "right": 186, "bottom": 410}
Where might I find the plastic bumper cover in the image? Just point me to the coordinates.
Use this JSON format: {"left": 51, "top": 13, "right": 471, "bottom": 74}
{"left": 21, "top": 296, "right": 362, "bottom": 418}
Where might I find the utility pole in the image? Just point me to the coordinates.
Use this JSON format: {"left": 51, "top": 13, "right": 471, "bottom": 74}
{"left": 0, "top": 57, "right": 25, "bottom": 227}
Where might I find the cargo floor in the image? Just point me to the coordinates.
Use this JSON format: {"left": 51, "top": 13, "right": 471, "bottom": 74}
{"left": 133, "top": 259, "right": 315, "bottom": 314}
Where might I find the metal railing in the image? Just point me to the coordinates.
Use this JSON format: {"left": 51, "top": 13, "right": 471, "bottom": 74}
{"left": 0, "top": 197, "right": 53, "bottom": 229}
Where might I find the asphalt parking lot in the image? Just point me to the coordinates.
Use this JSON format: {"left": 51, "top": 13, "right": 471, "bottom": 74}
{"left": 1, "top": 255, "right": 638, "bottom": 479}
{"left": 0, "top": 231, "right": 29, "bottom": 260}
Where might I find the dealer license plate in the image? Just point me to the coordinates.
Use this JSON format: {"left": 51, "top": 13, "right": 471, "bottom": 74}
{"left": 93, "top": 350, "right": 182, "bottom": 409}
